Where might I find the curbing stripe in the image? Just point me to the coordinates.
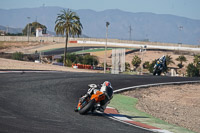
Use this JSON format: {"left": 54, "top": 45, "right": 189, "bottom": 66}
{"left": 104, "top": 107, "right": 173, "bottom": 133}
{"left": 124, "top": 121, "right": 160, "bottom": 129}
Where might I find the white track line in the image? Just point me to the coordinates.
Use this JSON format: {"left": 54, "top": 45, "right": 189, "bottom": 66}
{"left": 0, "top": 70, "right": 61, "bottom": 73}
{"left": 114, "top": 80, "right": 200, "bottom": 93}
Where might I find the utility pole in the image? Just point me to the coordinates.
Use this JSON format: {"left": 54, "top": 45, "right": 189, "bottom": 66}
{"left": 140, "top": 45, "right": 147, "bottom": 75}
{"left": 27, "top": 17, "right": 31, "bottom": 42}
{"left": 6, "top": 25, "right": 9, "bottom": 34}
{"left": 104, "top": 22, "right": 110, "bottom": 73}
{"left": 178, "top": 26, "right": 183, "bottom": 44}
{"left": 129, "top": 25, "right": 132, "bottom": 40}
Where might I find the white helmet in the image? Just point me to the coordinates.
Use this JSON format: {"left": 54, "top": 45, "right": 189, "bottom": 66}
{"left": 100, "top": 81, "right": 113, "bottom": 99}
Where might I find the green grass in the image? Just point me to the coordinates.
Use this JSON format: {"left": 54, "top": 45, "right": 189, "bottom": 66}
{"left": 74, "top": 48, "right": 113, "bottom": 54}
{"left": 40, "top": 47, "right": 136, "bottom": 55}
{"left": 74, "top": 48, "right": 136, "bottom": 54}
{"left": 108, "top": 94, "right": 196, "bottom": 133}
{"left": 121, "top": 71, "right": 138, "bottom": 75}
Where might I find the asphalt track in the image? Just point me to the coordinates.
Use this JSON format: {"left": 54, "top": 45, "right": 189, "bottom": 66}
{"left": 43, "top": 46, "right": 107, "bottom": 55}
{"left": 43, "top": 46, "right": 129, "bottom": 55}
{"left": 0, "top": 72, "right": 199, "bottom": 133}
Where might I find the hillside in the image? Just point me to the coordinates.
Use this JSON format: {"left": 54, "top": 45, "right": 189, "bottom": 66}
{"left": 0, "top": 7, "right": 200, "bottom": 44}
{"left": 0, "top": 25, "right": 22, "bottom": 34}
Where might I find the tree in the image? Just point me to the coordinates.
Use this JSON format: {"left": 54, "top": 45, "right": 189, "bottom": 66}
{"left": 166, "top": 55, "right": 175, "bottom": 66}
{"left": 148, "top": 59, "right": 157, "bottom": 73}
{"left": 186, "top": 63, "right": 199, "bottom": 77}
{"left": 22, "top": 22, "right": 47, "bottom": 35}
{"left": 131, "top": 55, "right": 141, "bottom": 70}
{"left": 143, "top": 61, "right": 150, "bottom": 69}
{"left": 176, "top": 55, "right": 187, "bottom": 68}
{"left": 125, "top": 62, "right": 130, "bottom": 71}
{"left": 55, "top": 9, "right": 83, "bottom": 66}
{"left": 82, "top": 55, "right": 98, "bottom": 65}
{"left": 12, "top": 52, "right": 24, "bottom": 61}
{"left": 58, "top": 53, "right": 98, "bottom": 66}
{"left": 194, "top": 54, "right": 200, "bottom": 69}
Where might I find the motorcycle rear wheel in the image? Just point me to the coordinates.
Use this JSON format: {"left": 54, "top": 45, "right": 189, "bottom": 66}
{"left": 79, "top": 99, "right": 95, "bottom": 115}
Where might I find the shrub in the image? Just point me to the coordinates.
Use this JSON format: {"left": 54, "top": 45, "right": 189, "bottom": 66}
{"left": 12, "top": 52, "right": 24, "bottom": 61}
{"left": 125, "top": 62, "right": 130, "bottom": 71}
{"left": 148, "top": 60, "right": 157, "bottom": 73}
{"left": 143, "top": 61, "right": 150, "bottom": 69}
{"left": 66, "top": 53, "right": 77, "bottom": 63}
{"left": 66, "top": 59, "right": 73, "bottom": 67}
{"left": 60, "top": 53, "right": 99, "bottom": 66}
{"left": 194, "top": 54, "right": 200, "bottom": 69}
{"left": 131, "top": 55, "right": 141, "bottom": 69}
{"left": 186, "top": 63, "right": 199, "bottom": 77}
{"left": 82, "top": 55, "right": 98, "bottom": 65}
{"left": 177, "top": 63, "right": 184, "bottom": 69}
{"left": 176, "top": 55, "right": 187, "bottom": 68}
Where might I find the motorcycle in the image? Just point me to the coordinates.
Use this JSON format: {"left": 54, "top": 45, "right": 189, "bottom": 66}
{"left": 75, "top": 84, "right": 113, "bottom": 115}
{"left": 153, "top": 60, "right": 164, "bottom": 76}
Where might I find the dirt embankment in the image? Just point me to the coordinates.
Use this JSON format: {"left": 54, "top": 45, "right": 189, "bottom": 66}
{"left": 123, "top": 84, "right": 200, "bottom": 133}
{"left": 0, "top": 58, "right": 101, "bottom": 73}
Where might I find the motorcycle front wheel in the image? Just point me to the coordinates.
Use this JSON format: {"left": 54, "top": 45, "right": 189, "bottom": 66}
{"left": 79, "top": 99, "right": 95, "bottom": 115}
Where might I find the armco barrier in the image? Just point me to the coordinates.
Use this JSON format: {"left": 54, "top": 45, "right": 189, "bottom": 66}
{"left": 69, "top": 40, "right": 77, "bottom": 43}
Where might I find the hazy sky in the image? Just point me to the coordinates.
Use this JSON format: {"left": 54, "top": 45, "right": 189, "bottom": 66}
{"left": 1, "top": 0, "right": 200, "bottom": 20}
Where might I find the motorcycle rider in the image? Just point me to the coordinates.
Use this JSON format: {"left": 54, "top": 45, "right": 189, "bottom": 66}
{"left": 157, "top": 55, "right": 167, "bottom": 71}
{"left": 74, "top": 81, "right": 113, "bottom": 112}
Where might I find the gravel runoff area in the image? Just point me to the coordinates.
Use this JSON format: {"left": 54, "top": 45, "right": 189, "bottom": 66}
{"left": 123, "top": 84, "right": 200, "bottom": 133}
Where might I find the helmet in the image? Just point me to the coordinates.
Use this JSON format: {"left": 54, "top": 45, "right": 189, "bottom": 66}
{"left": 100, "top": 81, "right": 113, "bottom": 99}
{"left": 161, "top": 55, "right": 166, "bottom": 60}
{"left": 103, "top": 81, "right": 111, "bottom": 87}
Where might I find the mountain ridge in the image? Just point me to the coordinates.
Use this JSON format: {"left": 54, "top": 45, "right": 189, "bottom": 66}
{"left": 0, "top": 6, "right": 200, "bottom": 45}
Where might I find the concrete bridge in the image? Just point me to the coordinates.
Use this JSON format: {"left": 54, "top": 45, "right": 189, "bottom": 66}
{"left": 0, "top": 36, "right": 200, "bottom": 51}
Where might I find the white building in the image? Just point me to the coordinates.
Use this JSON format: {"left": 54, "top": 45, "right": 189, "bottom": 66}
{"left": 36, "top": 28, "right": 43, "bottom": 37}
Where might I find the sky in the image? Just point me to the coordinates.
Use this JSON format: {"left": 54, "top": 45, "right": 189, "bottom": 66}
{"left": 1, "top": 0, "right": 200, "bottom": 20}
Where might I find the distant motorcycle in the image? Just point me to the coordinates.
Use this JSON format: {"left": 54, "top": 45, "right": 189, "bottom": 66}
{"left": 153, "top": 60, "right": 165, "bottom": 76}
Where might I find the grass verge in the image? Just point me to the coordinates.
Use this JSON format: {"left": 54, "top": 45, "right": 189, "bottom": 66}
{"left": 108, "top": 94, "right": 196, "bottom": 133}
{"left": 74, "top": 48, "right": 113, "bottom": 54}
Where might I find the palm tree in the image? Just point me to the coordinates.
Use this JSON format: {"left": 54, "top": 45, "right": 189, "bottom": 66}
{"left": 166, "top": 55, "right": 175, "bottom": 66}
{"left": 55, "top": 9, "right": 83, "bottom": 66}
{"left": 176, "top": 55, "right": 187, "bottom": 68}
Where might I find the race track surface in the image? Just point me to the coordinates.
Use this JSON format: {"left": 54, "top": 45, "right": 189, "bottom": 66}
{"left": 43, "top": 46, "right": 122, "bottom": 55}
{"left": 0, "top": 72, "right": 199, "bottom": 133}
{"left": 43, "top": 46, "right": 105, "bottom": 55}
